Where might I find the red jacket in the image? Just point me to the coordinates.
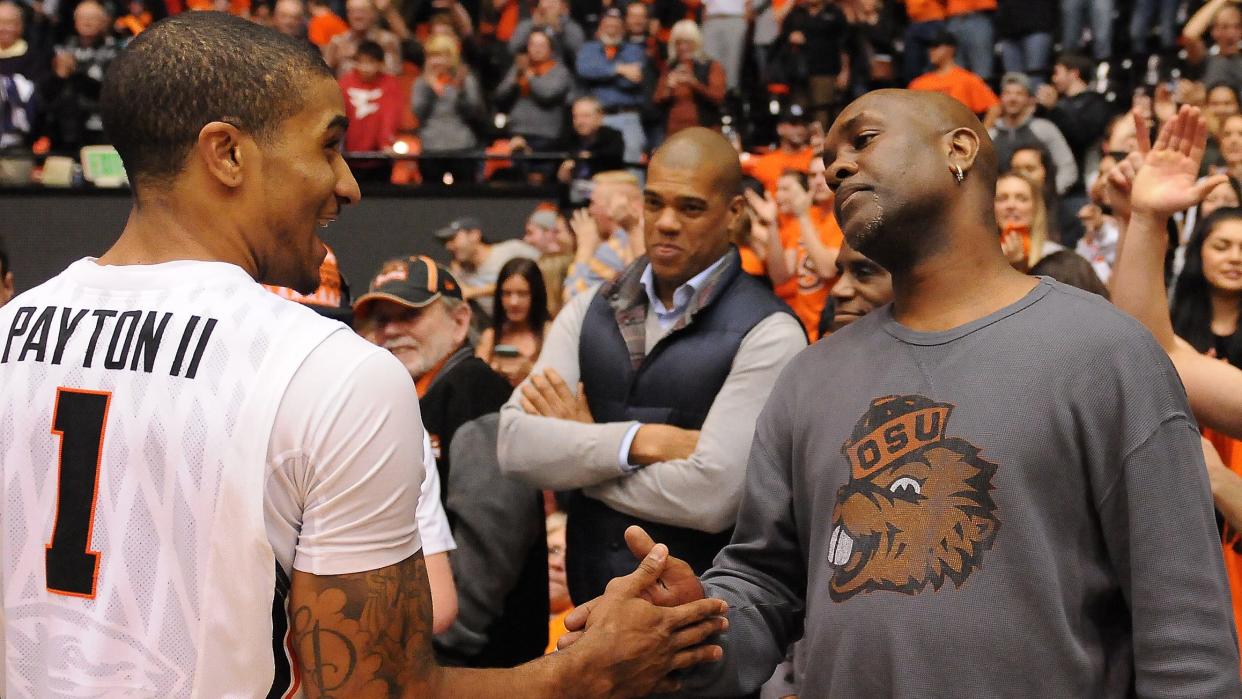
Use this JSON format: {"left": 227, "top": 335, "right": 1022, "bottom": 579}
{"left": 339, "top": 71, "right": 403, "bottom": 153}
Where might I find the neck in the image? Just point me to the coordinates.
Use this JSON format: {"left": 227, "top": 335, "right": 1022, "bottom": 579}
{"left": 653, "top": 275, "right": 681, "bottom": 307}
{"left": 780, "top": 141, "right": 802, "bottom": 153}
{"left": 934, "top": 61, "right": 955, "bottom": 74}
{"left": 887, "top": 224, "right": 1036, "bottom": 332}
{"left": 1064, "top": 79, "right": 1086, "bottom": 97}
{"left": 471, "top": 243, "right": 492, "bottom": 268}
{"left": 504, "top": 318, "right": 531, "bottom": 333}
{"left": 96, "top": 195, "right": 259, "bottom": 279}
{"left": 0, "top": 38, "right": 18, "bottom": 50}
{"left": 1001, "top": 109, "right": 1027, "bottom": 127}
{"left": 1210, "top": 288, "right": 1242, "bottom": 334}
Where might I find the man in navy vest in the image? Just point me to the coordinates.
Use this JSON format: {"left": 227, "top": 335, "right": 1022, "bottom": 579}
{"left": 498, "top": 127, "right": 807, "bottom": 603}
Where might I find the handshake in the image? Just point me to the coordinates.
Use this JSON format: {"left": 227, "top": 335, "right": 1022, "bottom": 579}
{"left": 554, "top": 526, "right": 729, "bottom": 698}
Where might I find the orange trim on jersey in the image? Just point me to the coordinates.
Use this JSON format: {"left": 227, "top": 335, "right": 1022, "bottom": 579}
{"left": 46, "top": 386, "right": 112, "bottom": 600}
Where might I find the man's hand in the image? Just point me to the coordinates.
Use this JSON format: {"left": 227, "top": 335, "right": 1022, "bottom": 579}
{"left": 558, "top": 159, "right": 575, "bottom": 183}
{"left": 744, "top": 188, "right": 778, "bottom": 227}
{"left": 560, "top": 527, "right": 710, "bottom": 649}
{"left": 1129, "top": 105, "right": 1227, "bottom": 218}
{"left": 571, "top": 207, "right": 602, "bottom": 260}
{"left": 628, "top": 423, "right": 700, "bottom": 465}
{"left": 53, "top": 51, "right": 76, "bottom": 79}
{"left": 788, "top": 30, "right": 806, "bottom": 46}
{"left": 509, "top": 135, "right": 529, "bottom": 152}
{"left": 1000, "top": 229, "right": 1026, "bottom": 269}
{"left": 609, "top": 191, "right": 639, "bottom": 232}
{"left": 1035, "top": 83, "right": 1058, "bottom": 109}
{"left": 616, "top": 63, "right": 643, "bottom": 83}
{"left": 1153, "top": 82, "right": 1177, "bottom": 125}
{"left": 521, "top": 368, "right": 594, "bottom": 422}
{"left": 562, "top": 543, "right": 727, "bottom": 697}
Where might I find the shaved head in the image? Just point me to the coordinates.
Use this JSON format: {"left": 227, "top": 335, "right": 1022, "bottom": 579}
{"left": 649, "top": 127, "right": 743, "bottom": 198}
{"left": 643, "top": 127, "right": 744, "bottom": 294}
{"left": 823, "top": 89, "right": 999, "bottom": 272}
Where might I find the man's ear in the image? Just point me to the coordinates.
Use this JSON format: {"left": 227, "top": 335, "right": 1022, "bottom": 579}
{"left": 451, "top": 301, "right": 473, "bottom": 346}
{"left": 945, "top": 127, "right": 981, "bottom": 176}
{"left": 196, "top": 120, "right": 247, "bottom": 189}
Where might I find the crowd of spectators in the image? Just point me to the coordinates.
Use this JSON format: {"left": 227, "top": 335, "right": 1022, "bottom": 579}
{"left": 6, "top": 0, "right": 1242, "bottom": 191}
{"left": 10, "top": 0, "right": 1242, "bottom": 688}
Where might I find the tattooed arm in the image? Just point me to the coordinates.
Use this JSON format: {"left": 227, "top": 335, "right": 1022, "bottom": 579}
{"left": 290, "top": 546, "right": 729, "bottom": 699}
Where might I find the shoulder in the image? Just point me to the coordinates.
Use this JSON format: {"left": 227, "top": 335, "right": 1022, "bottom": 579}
{"left": 1030, "top": 279, "right": 1168, "bottom": 359}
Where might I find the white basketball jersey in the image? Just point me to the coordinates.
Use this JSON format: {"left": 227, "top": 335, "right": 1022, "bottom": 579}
{"left": 0, "top": 259, "right": 343, "bottom": 697}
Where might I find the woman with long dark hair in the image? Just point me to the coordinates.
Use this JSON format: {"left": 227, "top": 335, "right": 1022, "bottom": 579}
{"left": 1172, "top": 207, "right": 1242, "bottom": 368}
{"left": 476, "top": 257, "right": 551, "bottom": 386}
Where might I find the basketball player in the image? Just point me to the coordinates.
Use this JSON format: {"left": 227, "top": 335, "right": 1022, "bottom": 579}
{"left": 0, "top": 12, "right": 726, "bottom": 697}
{"left": 564, "top": 90, "right": 1242, "bottom": 695}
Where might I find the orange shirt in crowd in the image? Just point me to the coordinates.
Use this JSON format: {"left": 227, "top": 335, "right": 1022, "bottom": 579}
{"left": 546, "top": 609, "right": 572, "bottom": 654}
{"left": 743, "top": 146, "right": 816, "bottom": 194}
{"left": 774, "top": 207, "right": 843, "bottom": 340}
{"left": 739, "top": 245, "right": 766, "bottom": 277}
{"left": 905, "top": 0, "right": 946, "bottom": 22}
{"left": 1205, "top": 426, "right": 1242, "bottom": 678}
{"left": 909, "top": 65, "right": 1000, "bottom": 115}
{"left": 308, "top": 11, "right": 350, "bottom": 47}
{"left": 946, "top": 0, "right": 995, "bottom": 16}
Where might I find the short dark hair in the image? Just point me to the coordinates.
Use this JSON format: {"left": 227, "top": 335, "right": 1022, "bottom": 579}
{"left": 1054, "top": 52, "right": 1093, "bottom": 81}
{"left": 356, "top": 39, "right": 384, "bottom": 62}
{"left": 1029, "top": 251, "right": 1109, "bottom": 300}
{"left": 100, "top": 11, "right": 334, "bottom": 192}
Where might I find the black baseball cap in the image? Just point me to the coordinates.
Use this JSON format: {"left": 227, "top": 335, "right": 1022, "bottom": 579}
{"left": 928, "top": 30, "right": 958, "bottom": 48}
{"left": 434, "top": 216, "right": 484, "bottom": 241}
{"left": 353, "top": 255, "right": 462, "bottom": 317}
{"left": 777, "top": 104, "right": 808, "bottom": 124}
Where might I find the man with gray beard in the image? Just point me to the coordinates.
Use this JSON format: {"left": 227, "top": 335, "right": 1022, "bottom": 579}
{"left": 353, "top": 255, "right": 550, "bottom": 668}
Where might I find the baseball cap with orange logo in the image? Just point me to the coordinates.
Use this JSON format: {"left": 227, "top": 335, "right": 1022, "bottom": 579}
{"left": 352, "top": 255, "right": 463, "bottom": 318}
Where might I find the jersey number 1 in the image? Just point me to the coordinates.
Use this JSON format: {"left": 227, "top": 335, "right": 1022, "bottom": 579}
{"left": 46, "top": 388, "right": 111, "bottom": 599}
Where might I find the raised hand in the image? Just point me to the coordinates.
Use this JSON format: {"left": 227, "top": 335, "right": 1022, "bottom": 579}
{"left": 745, "top": 187, "right": 778, "bottom": 226}
{"left": 564, "top": 543, "right": 727, "bottom": 698}
{"left": 570, "top": 207, "right": 601, "bottom": 258}
{"left": 1130, "top": 105, "right": 1229, "bottom": 219}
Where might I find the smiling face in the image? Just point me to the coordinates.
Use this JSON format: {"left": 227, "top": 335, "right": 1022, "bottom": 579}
{"left": 1223, "top": 115, "right": 1242, "bottom": 165}
{"left": 774, "top": 173, "right": 806, "bottom": 215}
{"left": 1000, "top": 82, "right": 1030, "bottom": 118}
{"left": 994, "top": 174, "right": 1035, "bottom": 228}
{"left": 643, "top": 159, "right": 738, "bottom": 291}
{"left": 1203, "top": 219, "right": 1242, "bottom": 294}
{"left": 364, "top": 298, "right": 467, "bottom": 380}
{"left": 249, "top": 75, "right": 359, "bottom": 292}
{"left": 1214, "top": 5, "right": 1242, "bottom": 56}
{"left": 1209, "top": 85, "right": 1240, "bottom": 126}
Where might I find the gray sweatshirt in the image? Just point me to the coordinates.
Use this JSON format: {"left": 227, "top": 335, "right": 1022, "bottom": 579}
{"left": 412, "top": 73, "right": 484, "bottom": 152}
{"left": 494, "top": 62, "right": 573, "bottom": 141}
{"left": 688, "top": 279, "right": 1241, "bottom": 697}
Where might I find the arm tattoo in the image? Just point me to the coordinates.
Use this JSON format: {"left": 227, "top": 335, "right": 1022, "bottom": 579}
{"left": 289, "top": 551, "right": 437, "bottom": 698}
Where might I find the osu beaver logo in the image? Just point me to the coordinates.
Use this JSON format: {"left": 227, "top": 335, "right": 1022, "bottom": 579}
{"left": 828, "top": 395, "right": 1000, "bottom": 602}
